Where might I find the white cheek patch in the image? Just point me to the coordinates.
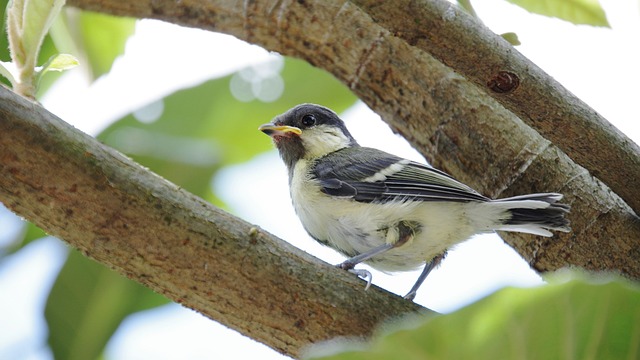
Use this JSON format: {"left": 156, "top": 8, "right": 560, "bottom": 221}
{"left": 300, "top": 125, "right": 352, "bottom": 159}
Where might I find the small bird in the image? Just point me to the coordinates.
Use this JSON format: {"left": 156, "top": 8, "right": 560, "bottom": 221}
{"left": 259, "top": 104, "right": 570, "bottom": 300}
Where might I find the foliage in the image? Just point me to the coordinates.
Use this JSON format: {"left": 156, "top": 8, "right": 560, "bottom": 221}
{"left": 506, "top": 0, "right": 609, "bottom": 27}
{"left": 44, "top": 250, "right": 167, "bottom": 360}
{"left": 457, "top": 0, "right": 609, "bottom": 46}
{"left": 308, "top": 274, "right": 639, "bottom": 360}
{"left": 0, "top": 0, "right": 77, "bottom": 97}
{"left": 1, "top": 4, "right": 356, "bottom": 357}
{"left": 49, "top": 9, "right": 136, "bottom": 79}
{"left": 42, "top": 58, "right": 354, "bottom": 358}
{"left": 96, "top": 56, "right": 357, "bottom": 206}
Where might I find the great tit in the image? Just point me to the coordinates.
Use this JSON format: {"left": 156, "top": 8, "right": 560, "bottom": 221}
{"left": 259, "top": 103, "right": 570, "bottom": 300}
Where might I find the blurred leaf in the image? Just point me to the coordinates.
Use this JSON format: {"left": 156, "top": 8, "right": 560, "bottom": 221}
{"left": 45, "top": 249, "right": 168, "bottom": 360}
{"left": 6, "top": 0, "right": 64, "bottom": 67}
{"left": 36, "top": 53, "right": 79, "bottom": 85}
{"left": 0, "top": 0, "right": 64, "bottom": 92}
{"left": 50, "top": 9, "right": 136, "bottom": 80}
{"left": 77, "top": 11, "right": 135, "bottom": 78}
{"left": 309, "top": 275, "right": 640, "bottom": 360}
{"left": 39, "top": 53, "right": 79, "bottom": 73}
{"left": 0, "top": 0, "right": 12, "bottom": 88}
{"left": 41, "top": 55, "right": 355, "bottom": 359}
{"left": 22, "top": 222, "right": 47, "bottom": 245}
{"left": 507, "top": 0, "right": 609, "bottom": 27}
{"left": 98, "top": 56, "right": 357, "bottom": 206}
{"left": 0, "top": 60, "right": 16, "bottom": 85}
{"left": 500, "top": 32, "right": 520, "bottom": 45}
{"left": 0, "top": 219, "right": 48, "bottom": 258}
{"left": 4, "top": 0, "right": 65, "bottom": 96}
{"left": 0, "top": 0, "right": 8, "bottom": 58}
{"left": 32, "top": 35, "right": 62, "bottom": 97}
{"left": 457, "top": 0, "right": 479, "bottom": 18}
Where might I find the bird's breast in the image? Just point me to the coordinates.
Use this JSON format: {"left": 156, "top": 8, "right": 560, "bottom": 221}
{"left": 288, "top": 159, "right": 481, "bottom": 272}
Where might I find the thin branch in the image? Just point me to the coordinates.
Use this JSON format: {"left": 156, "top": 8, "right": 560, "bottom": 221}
{"left": 0, "top": 87, "right": 426, "bottom": 359}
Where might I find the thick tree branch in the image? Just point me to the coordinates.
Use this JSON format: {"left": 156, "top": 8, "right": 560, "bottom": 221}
{"left": 63, "top": 0, "right": 639, "bottom": 275}
{"left": 351, "top": 0, "right": 640, "bottom": 215}
{"left": 65, "top": 1, "right": 640, "bottom": 217}
{"left": 0, "top": 87, "right": 426, "bottom": 358}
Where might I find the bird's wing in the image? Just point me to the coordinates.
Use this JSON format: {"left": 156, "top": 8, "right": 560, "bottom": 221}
{"left": 313, "top": 147, "right": 489, "bottom": 203}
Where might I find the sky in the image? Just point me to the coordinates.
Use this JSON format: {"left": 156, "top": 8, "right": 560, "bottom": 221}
{"left": 1, "top": 0, "right": 639, "bottom": 359}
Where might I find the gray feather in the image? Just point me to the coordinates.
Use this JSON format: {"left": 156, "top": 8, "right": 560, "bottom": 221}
{"left": 313, "top": 147, "right": 489, "bottom": 203}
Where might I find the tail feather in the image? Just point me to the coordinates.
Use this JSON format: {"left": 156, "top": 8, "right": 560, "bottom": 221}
{"left": 493, "top": 193, "right": 571, "bottom": 237}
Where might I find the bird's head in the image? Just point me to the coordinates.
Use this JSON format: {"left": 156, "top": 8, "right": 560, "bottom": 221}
{"left": 259, "top": 104, "right": 358, "bottom": 169}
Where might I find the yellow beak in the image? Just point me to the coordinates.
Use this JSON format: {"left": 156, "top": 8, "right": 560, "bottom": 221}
{"left": 258, "top": 124, "right": 302, "bottom": 136}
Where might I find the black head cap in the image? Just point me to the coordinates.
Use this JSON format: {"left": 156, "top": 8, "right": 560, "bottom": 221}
{"left": 277, "top": 104, "right": 355, "bottom": 139}
{"left": 261, "top": 104, "right": 359, "bottom": 171}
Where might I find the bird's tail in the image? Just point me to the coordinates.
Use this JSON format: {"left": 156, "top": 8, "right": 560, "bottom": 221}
{"left": 491, "top": 193, "right": 571, "bottom": 237}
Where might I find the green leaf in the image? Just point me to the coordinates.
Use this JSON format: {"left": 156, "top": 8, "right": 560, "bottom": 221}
{"left": 6, "top": 0, "right": 65, "bottom": 67}
{"left": 49, "top": 9, "right": 136, "bottom": 80}
{"left": 1, "top": 221, "right": 48, "bottom": 257}
{"left": 97, "top": 56, "right": 357, "bottom": 206}
{"left": 35, "top": 53, "right": 78, "bottom": 85}
{"left": 0, "top": 1, "right": 9, "bottom": 61}
{"left": 22, "top": 221, "right": 47, "bottom": 245}
{"left": 39, "top": 53, "right": 78, "bottom": 73}
{"left": 78, "top": 11, "right": 135, "bottom": 79}
{"left": 45, "top": 249, "right": 168, "bottom": 360}
{"left": 0, "top": 1, "right": 14, "bottom": 86}
{"left": 0, "top": 61, "right": 17, "bottom": 86}
{"left": 41, "top": 55, "right": 355, "bottom": 359}
{"left": 500, "top": 32, "right": 521, "bottom": 46}
{"left": 5, "top": 0, "right": 66, "bottom": 96}
{"left": 35, "top": 34, "right": 72, "bottom": 97}
{"left": 309, "top": 275, "right": 640, "bottom": 360}
{"left": 457, "top": 0, "right": 479, "bottom": 18}
{"left": 506, "top": 0, "right": 610, "bottom": 27}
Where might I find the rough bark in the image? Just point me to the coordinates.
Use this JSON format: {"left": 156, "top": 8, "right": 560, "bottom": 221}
{"left": 62, "top": 0, "right": 639, "bottom": 275}
{"left": 351, "top": 0, "right": 640, "bottom": 215}
{"left": 2, "top": 0, "right": 640, "bottom": 358}
{"left": 65, "top": 0, "right": 640, "bottom": 216}
{"left": 0, "top": 87, "right": 426, "bottom": 358}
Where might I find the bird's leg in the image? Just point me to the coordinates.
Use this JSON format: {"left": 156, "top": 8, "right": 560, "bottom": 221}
{"left": 338, "top": 221, "right": 418, "bottom": 290}
{"left": 338, "top": 243, "right": 393, "bottom": 291}
{"left": 403, "top": 252, "right": 446, "bottom": 300}
{"left": 337, "top": 243, "right": 394, "bottom": 271}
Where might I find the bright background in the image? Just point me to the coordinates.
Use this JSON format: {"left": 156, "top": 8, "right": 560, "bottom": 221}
{"left": 1, "top": 0, "right": 639, "bottom": 359}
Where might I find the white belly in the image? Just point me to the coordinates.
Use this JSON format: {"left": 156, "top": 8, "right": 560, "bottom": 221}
{"left": 289, "top": 160, "right": 483, "bottom": 272}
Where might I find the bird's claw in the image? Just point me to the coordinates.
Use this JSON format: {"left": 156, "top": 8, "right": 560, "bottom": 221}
{"left": 347, "top": 268, "right": 372, "bottom": 291}
{"left": 337, "top": 261, "right": 371, "bottom": 290}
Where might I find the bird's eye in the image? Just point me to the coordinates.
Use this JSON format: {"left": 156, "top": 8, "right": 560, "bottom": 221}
{"left": 301, "top": 114, "right": 316, "bottom": 127}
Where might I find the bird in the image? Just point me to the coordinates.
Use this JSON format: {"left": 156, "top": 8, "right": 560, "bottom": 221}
{"left": 259, "top": 103, "right": 570, "bottom": 300}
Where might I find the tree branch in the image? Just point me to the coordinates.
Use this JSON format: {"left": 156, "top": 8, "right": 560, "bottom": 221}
{"left": 350, "top": 0, "right": 640, "bottom": 215}
{"left": 63, "top": 0, "right": 640, "bottom": 275}
{"left": 0, "top": 87, "right": 426, "bottom": 358}
{"left": 3, "top": 0, "right": 640, "bottom": 357}
{"left": 66, "top": 1, "right": 640, "bottom": 218}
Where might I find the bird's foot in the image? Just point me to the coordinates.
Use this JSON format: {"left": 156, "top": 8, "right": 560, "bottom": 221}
{"left": 337, "top": 262, "right": 372, "bottom": 290}
{"left": 337, "top": 260, "right": 355, "bottom": 271}
{"left": 348, "top": 268, "right": 372, "bottom": 291}
{"left": 403, "top": 290, "right": 417, "bottom": 301}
